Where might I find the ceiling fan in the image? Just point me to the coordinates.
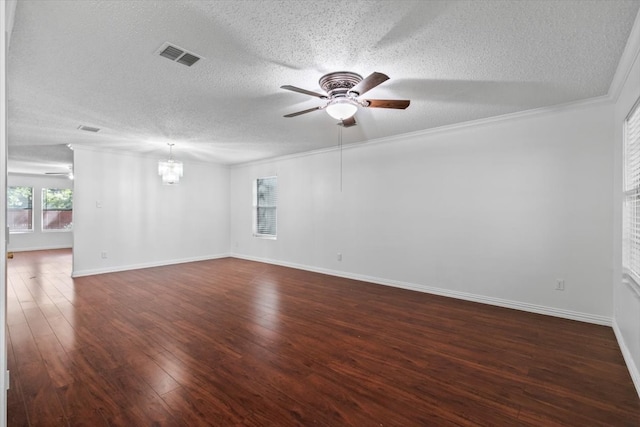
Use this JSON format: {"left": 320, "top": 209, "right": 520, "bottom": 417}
{"left": 281, "top": 71, "right": 410, "bottom": 127}
{"left": 45, "top": 165, "right": 74, "bottom": 180}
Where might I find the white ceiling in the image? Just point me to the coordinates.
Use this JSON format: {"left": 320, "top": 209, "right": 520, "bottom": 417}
{"left": 7, "top": 0, "right": 640, "bottom": 174}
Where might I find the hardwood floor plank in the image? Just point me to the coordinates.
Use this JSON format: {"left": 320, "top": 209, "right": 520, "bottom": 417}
{"left": 66, "top": 411, "right": 109, "bottom": 427}
{"left": 105, "top": 366, "right": 183, "bottom": 426}
{"left": 22, "top": 307, "right": 54, "bottom": 338}
{"left": 55, "top": 381, "right": 112, "bottom": 426}
{"left": 32, "top": 333, "right": 74, "bottom": 389}
{"left": 6, "top": 331, "right": 30, "bottom": 427}
{"left": 8, "top": 322, "right": 42, "bottom": 367}
{"left": 57, "top": 357, "right": 154, "bottom": 427}
{"left": 161, "top": 386, "right": 238, "bottom": 427}
{"left": 6, "top": 249, "right": 640, "bottom": 426}
{"left": 151, "top": 350, "right": 253, "bottom": 421}
{"left": 520, "top": 382, "right": 640, "bottom": 426}
{"left": 129, "top": 354, "right": 181, "bottom": 396}
{"left": 16, "top": 360, "right": 68, "bottom": 426}
{"left": 45, "top": 315, "right": 81, "bottom": 354}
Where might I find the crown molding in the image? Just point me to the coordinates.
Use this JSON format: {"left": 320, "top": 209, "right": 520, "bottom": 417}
{"left": 232, "top": 95, "right": 612, "bottom": 169}
{"left": 5, "top": 0, "right": 18, "bottom": 48}
{"left": 609, "top": 7, "right": 640, "bottom": 102}
{"left": 71, "top": 144, "right": 230, "bottom": 168}
{"left": 8, "top": 171, "right": 73, "bottom": 180}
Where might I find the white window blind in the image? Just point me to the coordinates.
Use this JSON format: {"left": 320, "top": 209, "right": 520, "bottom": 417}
{"left": 254, "top": 176, "right": 277, "bottom": 237}
{"left": 624, "top": 97, "right": 640, "bottom": 281}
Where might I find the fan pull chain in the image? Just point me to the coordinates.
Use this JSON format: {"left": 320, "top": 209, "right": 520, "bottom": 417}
{"left": 339, "top": 125, "right": 343, "bottom": 192}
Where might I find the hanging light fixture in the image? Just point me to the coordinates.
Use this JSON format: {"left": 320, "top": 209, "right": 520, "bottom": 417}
{"left": 158, "top": 143, "right": 183, "bottom": 185}
{"left": 325, "top": 97, "right": 359, "bottom": 120}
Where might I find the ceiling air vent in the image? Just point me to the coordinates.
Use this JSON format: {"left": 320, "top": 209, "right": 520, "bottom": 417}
{"left": 159, "top": 45, "right": 183, "bottom": 61}
{"left": 77, "top": 125, "right": 100, "bottom": 133}
{"left": 157, "top": 42, "right": 201, "bottom": 67}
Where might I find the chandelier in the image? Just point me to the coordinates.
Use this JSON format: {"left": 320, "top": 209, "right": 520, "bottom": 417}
{"left": 158, "top": 143, "right": 183, "bottom": 185}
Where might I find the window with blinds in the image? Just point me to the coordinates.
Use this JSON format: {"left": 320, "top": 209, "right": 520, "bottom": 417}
{"left": 624, "top": 97, "right": 640, "bottom": 283}
{"left": 254, "top": 176, "right": 277, "bottom": 238}
{"left": 42, "top": 188, "right": 73, "bottom": 231}
{"left": 7, "top": 186, "right": 33, "bottom": 232}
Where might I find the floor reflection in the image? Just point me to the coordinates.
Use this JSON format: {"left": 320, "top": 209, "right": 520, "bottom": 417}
{"left": 253, "top": 279, "right": 280, "bottom": 331}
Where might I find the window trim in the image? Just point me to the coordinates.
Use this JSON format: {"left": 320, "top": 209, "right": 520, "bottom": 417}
{"left": 7, "top": 186, "right": 34, "bottom": 233}
{"left": 253, "top": 176, "right": 277, "bottom": 239}
{"left": 623, "top": 95, "right": 640, "bottom": 289}
{"left": 41, "top": 188, "right": 73, "bottom": 232}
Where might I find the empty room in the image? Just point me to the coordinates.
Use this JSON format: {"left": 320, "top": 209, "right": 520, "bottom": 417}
{"left": 2, "top": 0, "right": 640, "bottom": 425}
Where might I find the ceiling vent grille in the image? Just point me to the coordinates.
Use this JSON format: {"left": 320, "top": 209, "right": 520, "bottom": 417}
{"left": 157, "top": 42, "right": 201, "bottom": 67}
{"left": 77, "top": 125, "right": 100, "bottom": 133}
{"left": 159, "top": 45, "right": 183, "bottom": 61}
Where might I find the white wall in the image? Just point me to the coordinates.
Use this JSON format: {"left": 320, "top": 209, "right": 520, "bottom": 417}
{"left": 72, "top": 147, "right": 230, "bottom": 277}
{"left": 1, "top": 3, "right": 12, "bottom": 425}
{"left": 613, "top": 17, "right": 640, "bottom": 394}
{"left": 230, "top": 100, "right": 614, "bottom": 324}
{"left": 7, "top": 174, "right": 73, "bottom": 252}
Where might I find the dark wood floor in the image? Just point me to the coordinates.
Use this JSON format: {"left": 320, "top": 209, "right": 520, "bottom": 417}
{"left": 6, "top": 249, "right": 640, "bottom": 426}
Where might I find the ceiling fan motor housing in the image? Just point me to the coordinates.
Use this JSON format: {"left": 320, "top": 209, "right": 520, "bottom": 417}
{"left": 319, "top": 71, "right": 363, "bottom": 99}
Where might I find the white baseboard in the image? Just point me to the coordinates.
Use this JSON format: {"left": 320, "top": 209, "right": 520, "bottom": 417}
{"left": 71, "top": 252, "right": 231, "bottom": 277}
{"left": 613, "top": 319, "right": 640, "bottom": 398}
{"left": 231, "top": 253, "right": 612, "bottom": 327}
{"left": 8, "top": 245, "right": 72, "bottom": 252}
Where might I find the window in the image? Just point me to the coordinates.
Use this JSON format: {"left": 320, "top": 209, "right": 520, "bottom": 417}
{"left": 254, "top": 176, "right": 277, "bottom": 238}
{"left": 7, "top": 186, "right": 33, "bottom": 232}
{"left": 624, "top": 96, "right": 640, "bottom": 283}
{"left": 42, "top": 188, "right": 73, "bottom": 231}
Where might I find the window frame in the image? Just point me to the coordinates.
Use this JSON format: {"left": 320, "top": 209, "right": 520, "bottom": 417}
{"left": 623, "top": 95, "right": 640, "bottom": 287}
{"left": 41, "top": 188, "right": 73, "bottom": 232}
{"left": 7, "top": 186, "right": 34, "bottom": 233}
{"left": 253, "top": 176, "right": 277, "bottom": 239}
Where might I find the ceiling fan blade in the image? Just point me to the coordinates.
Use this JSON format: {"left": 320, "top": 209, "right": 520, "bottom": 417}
{"left": 281, "top": 85, "right": 328, "bottom": 99}
{"left": 283, "top": 106, "right": 322, "bottom": 118}
{"left": 349, "top": 72, "right": 389, "bottom": 96}
{"left": 364, "top": 99, "right": 410, "bottom": 109}
{"left": 338, "top": 117, "right": 357, "bottom": 128}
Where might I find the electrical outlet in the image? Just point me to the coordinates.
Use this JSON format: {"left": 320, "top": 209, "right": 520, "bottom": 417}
{"left": 337, "top": 253, "right": 342, "bottom": 261}
{"left": 556, "top": 279, "right": 565, "bottom": 291}
{"left": 101, "top": 251, "right": 108, "bottom": 259}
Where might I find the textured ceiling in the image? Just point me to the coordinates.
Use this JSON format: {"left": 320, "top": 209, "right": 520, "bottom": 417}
{"left": 7, "top": 0, "right": 640, "bottom": 174}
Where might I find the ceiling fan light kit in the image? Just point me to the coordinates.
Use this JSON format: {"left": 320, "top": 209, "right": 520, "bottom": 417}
{"left": 281, "top": 71, "right": 410, "bottom": 127}
{"left": 325, "top": 98, "right": 358, "bottom": 120}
